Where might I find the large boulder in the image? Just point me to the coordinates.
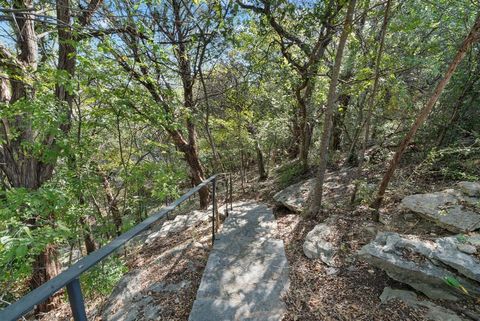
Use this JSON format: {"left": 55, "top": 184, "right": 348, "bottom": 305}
{"left": 273, "top": 178, "right": 315, "bottom": 213}
{"left": 358, "top": 232, "right": 480, "bottom": 301}
{"left": 303, "top": 217, "right": 339, "bottom": 267}
{"left": 400, "top": 183, "right": 480, "bottom": 233}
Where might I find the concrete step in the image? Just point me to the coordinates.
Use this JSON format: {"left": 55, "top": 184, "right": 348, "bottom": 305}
{"left": 189, "top": 201, "right": 289, "bottom": 321}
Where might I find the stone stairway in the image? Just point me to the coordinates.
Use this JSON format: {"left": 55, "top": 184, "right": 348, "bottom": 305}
{"left": 189, "top": 201, "right": 290, "bottom": 321}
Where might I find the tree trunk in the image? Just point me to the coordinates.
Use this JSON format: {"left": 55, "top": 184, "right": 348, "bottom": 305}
{"left": 350, "top": 0, "right": 392, "bottom": 205}
{"left": 358, "top": 0, "right": 392, "bottom": 167}
{"left": 29, "top": 244, "right": 61, "bottom": 314}
{"left": 305, "top": 0, "right": 357, "bottom": 218}
{"left": 101, "top": 172, "right": 123, "bottom": 236}
{"left": 331, "top": 94, "right": 350, "bottom": 151}
{"left": 255, "top": 140, "right": 268, "bottom": 181}
{"left": 168, "top": 126, "right": 209, "bottom": 208}
{"left": 172, "top": 0, "right": 210, "bottom": 208}
{"left": 371, "top": 15, "right": 480, "bottom": 210}
{"left": 296, "top": 79, "right": 315, "bottom": 173}
{"left": 82, "top": 218, "right": 97, "bottom": 254}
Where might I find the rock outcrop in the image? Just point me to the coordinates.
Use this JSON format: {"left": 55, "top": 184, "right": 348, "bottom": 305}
{"left": 400, "top": 182, "right": 480, "bottom": 233}
{"left": 273, "top": 178, "right": 315, "bottom": 213}
{"left": 358, "top": 232, "right": 480, "bottom": 301}
{"left": 380, "top": 287, "right": 465, "bottom": 321}
{"left": 146, "top": 209, "right": 210, "bottom": 243}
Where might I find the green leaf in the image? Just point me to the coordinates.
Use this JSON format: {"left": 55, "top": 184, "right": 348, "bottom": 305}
{"left": 15, "top": 245, "right": 28, "bottom": 258}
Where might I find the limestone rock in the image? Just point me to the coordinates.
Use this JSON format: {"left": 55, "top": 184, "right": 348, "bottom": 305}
{"left": 358, "top": 232, "right": 480, "bottom": 301}
{"left": 400, "top": 187, "right": 480, "bottom": 233}
{"left": 146, "top": 210, "right": 210, "bottom": 243}
{"left": 303, "top": 217, "right": 339, "bottom": 267}
{"left": 380, "top": 287, "right": 465, "bottom": 321}
{"left": 457, "top": 243, "right": 477, "bottom": 255}
{"left": 273, "top": 178, "right": 315, "bottom": 213}
{"left": 457, "top": 181, "right": 480, "bottom": 197}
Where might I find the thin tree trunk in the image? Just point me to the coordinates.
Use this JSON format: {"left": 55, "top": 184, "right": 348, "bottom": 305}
{"left": 82, "top": 217, "right": 97, "bottom": 254}
{"left": 199, "top": 66, "right": 224, "bottom": 172}
{"left": 101, "top": 172, "right": 123, "bottom": 236}
{"left": 305, "top": 0, "right": 357, "bottom": 218}
{"left": 358, "top": 0, "right": 392, "bottom": 166}
{"left": 371, "top": 15, "right": 480, "bottom": 210}
{"left": 351, "top": 0, "right": 392, "bottom": 204}
{"left": 297, "top": 80, "right": 315, "bottom": 172}
{"left": 255, "top": 140, "right": 268, "bottom": 181}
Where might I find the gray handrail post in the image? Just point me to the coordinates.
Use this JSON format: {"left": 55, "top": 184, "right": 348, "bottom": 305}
{"left": 211, "top": 178, "right": 216, "bottom": 245}
{"left": 66, "top": 278, "right": 87, "bottom": 321}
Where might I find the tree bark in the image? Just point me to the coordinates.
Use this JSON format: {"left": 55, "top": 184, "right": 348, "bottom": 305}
{"left": 350, "top": 0, "right": 392, "bottom": 205}
{"left": 371, "top": 15, "right": 480, "bottom": 210}
{"left": 305, "top": 0, "right": 357, "bottom": 218}
{"left": 297, "top": 79, "right": 315, "bottom": 172}
{"left": 255, "top": 140, "right": 268, "bottom": 181}
{"left": 247, "top": 125, "right": 268, "bottom": 181}
{"left": 29, "top": 244, "right": 61, "bottom": 313}
{"left": 101, "top": 172, "right": 123, "bottom": 236}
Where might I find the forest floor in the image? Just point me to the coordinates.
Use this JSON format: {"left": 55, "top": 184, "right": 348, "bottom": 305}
{"left": 250, "top": 154, "right": 479, "bottom": 321}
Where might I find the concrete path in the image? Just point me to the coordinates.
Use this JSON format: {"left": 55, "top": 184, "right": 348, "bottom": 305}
{"left": 189, "top": 201, "right": 290, "bottom": 321}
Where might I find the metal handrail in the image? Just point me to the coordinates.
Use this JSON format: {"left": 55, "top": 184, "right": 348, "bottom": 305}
{"left": 0, "top": 173, "right": 233, "bottom": 321}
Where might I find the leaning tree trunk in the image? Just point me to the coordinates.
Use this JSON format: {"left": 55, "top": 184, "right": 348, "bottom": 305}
{"left": 371, "top": 15, "right": 480, "bottom": 210}
{"left": 305, "top": 0, "right": 357, "bottom": 218}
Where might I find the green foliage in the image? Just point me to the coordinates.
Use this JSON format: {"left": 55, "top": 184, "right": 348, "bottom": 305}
{"left": 353, "top": 179, "right": 377, "bottom": 205}
{"left": 80, "top": 257, "right": 128, "bottom": 299}
{"left": 275, "top": 161, "right": 306, "bottom": 189}
{"left": 0, "top": 186, "right": 73, "bottom": 298}
{"left": 418, "top": 144, "right": 480, "bottom": 181}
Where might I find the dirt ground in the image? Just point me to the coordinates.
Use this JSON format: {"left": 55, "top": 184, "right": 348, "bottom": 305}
{"left": 257, "top": 161, "right": 479, "bottom": 321}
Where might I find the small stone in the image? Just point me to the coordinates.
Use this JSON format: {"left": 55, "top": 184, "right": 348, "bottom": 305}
{"left": 325, "top": 267, "right": 338, "bottom": 275}
{"left": 404, "top": 213, "right": 415, "bottom": 220}
{"left": 457, "top": 243, "right": 477, "bottom": 254}
{"left": 367, "top": 269, "right": 374, "bottom": 274}
{"left": 361, "top": 225, "right": 377, "bottom": 238}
